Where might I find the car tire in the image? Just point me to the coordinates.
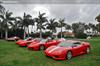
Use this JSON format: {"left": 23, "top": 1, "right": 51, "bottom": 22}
{"left": 86, "top": 47, "right": 90, "bottom": 54}
{"left": 40, "top": 45, "right": 45, "bottom": 50}
{"left": 66, "top": 51, "right": 72, "bottom": 60}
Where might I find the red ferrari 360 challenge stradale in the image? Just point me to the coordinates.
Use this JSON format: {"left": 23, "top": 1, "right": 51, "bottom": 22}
{"left": 44, "top": 40, "right": 90, "bottom": 60}
{"left": 16, "top": 37, "right": 39, "bottom": 47}
{"left": 27, "top": 39, "right": 60, "bottom": 50}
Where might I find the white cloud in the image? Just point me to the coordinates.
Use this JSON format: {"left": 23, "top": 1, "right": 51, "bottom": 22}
{"left": 2, "top": 4, "right": 100, "bottom": 24}
{"left": 1, "top": 3, "right": 100, "bottom": 32}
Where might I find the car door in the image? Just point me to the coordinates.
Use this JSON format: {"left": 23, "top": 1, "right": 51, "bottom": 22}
{"left": 72, "top": 42, "right": 84, "bottom": 56}
{"left": 45, "top": 40, "right": 56, "bottom": 48}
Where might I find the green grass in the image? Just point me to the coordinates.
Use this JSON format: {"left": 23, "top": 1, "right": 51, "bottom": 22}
{"left": 0, "top": 37, "right": 100, "bottom": 66}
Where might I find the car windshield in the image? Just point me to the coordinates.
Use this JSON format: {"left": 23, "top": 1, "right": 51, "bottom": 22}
{"left": 40, "top": 39, "right": 47, "bottom": 43}
{"left": 24, "top": 37, "right": 32, "bottom": 41}
{"left": 58, "top": 41, "right": 80, "bottom": 47}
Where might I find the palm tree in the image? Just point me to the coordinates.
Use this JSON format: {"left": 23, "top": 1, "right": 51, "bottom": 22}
{"left": 16, "top": 13, "right": 32, "bottom": 39}
{"left": 24, "top": 14, "right": 32, "bottom": 37}
{"left": 58, "top": 18, "right": 66, "bottom": 38}
{"left": 35, "top": 12, "right": 48, "bottom": 38}
{"left": 0, "top": 10, "right": 15, "bottom": 39}
{"left": 0, "top": 4, "right": 5, "bottom": 38}
{"left": 46, "top": 18, "right": 58, "bottom": 38}
{"left": 9, "top": 17, "right": 23, "bottom": 36}
{"left": 0, "top": 4, "right": 5, "bottom": 15}
{"left": 30, "top": 19, "right": 35, "bottom": 33}
{"left": 0, "top": 20, "right": 3, "bottom": 38}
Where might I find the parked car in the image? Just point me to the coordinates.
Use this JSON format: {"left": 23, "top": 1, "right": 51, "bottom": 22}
{"left": 44, "top": 40, "right": 90, "bottom": 60}
{"left": 27, "top": 39, "right": 60, "bottom": 51}
{"left": 6, "top": 36, "right": 20, "bottom": 41}
{"left": 16, "top": 37, "right": 39, "bottom": 47}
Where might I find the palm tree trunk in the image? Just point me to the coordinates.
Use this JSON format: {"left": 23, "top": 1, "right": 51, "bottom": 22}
{"left": 24, "top": 27, "right": 26, "bottom": 39}
{"left": 0, "top": 30, "right": 3, "bottom": 39}
{"left": 31, "top": 25, "right": 34, "bottom": 33}
{"left": 28, "top": 26, "right": 29, "bottom": 37}
{"left": 0, "top": 33, "right": 1, "bottom": 38}
{"left": 40, "top": 28, "right": 42, "bottom": 39}
{"left": 5, "top": 29, "right": 8, "bottom": 39}
{"left": 51, "top": 30, "right": 53, "bottom": 39}
{"left": 1, "top": 33, "right": 3, "bottom": 39}
{"left": 61, "top": 27, "right": 62, "bottom": 38}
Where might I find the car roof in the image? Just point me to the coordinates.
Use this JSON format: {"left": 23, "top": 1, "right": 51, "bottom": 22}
{"left": 58, "top": 40, "right": 81, "bottom": 47}
{"left": 65, "top": 40, "right": 81, "bottom": 43}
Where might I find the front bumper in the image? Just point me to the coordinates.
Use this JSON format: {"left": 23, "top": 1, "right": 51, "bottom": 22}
{"left": 44, "top": 51, "right": 65, "bottom": 60}
{"left": 16, "top": 43, "right": 27, "bottom": 46}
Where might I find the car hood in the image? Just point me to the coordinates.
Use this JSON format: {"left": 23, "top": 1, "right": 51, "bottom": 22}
{"left": 28, "top": 43, "right": 39, "bottom": 47}
{"left": 29, "top": 41, "right": 41, "bottom": 45}
{"left": 16, "top": 40, "right": 22, "bottom": 43}
{"left": 46, "top": 46, "right": 66, "bottom": 54}
{"left": 16, "top": 40, "right": 27, "bottom": 44}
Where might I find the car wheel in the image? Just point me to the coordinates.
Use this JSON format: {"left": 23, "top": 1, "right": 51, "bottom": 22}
{"left": 40, "top": 45, "right": 45, "bottom": 50}
{"left": 66, "top": 51, "right": 72, "bottom": 60}
{"left": 86, "top": 47, "right": 90, "bottom": 54}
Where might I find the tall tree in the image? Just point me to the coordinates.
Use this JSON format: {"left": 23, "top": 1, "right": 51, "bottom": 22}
{"left": 89, "top": 23, "right": 96, "bottom": 35}
{"left": 30, "top": 19, "right": 35, "bottom": 33}
{"left": 24, "top": 14, "right": 32, "bottom": 37}
{"left": 84, "top": 24, "right": 90, "bottom": 32}
{"left": 72, "top": 22, "right": 85, "bottom": 33}
{"left": 65, "top": 24, "right": 71, "bottom": 32}
{"left": 0, "top": 3, "right": 5, "bottom": 15}
{"left": 95, "top": 14, "right": 100, "bottom": 33}
{"left": 58, "top": 18, "right": 66, "bottom": 38}
{"left": 96, "top": 23, "right": 100, "bottom": 32}
{"left": 35, "top": 12, "right": 48, "bottom": 38}
{"left": 46, "top": 18, "right": 58, "bottom": 38}
{"left": 72, "top": 23, "right": 79, "bottom": 33}
{"left": 0, "top": 3, "right": 5, "bottom": 38}
{"left": 95, "top": 14, "right": 100, "bottom": 23}
{"left": 0, "top": 20, "right": 3, "bottom": 38}
{"left": 9, "top": 17, "right": 22, "bottom": 36}
{"left": 16, "top": 13, "right": 32, "bottom": 39}
{"left": 0, "top": 10, "right": 15, "bottom": 39}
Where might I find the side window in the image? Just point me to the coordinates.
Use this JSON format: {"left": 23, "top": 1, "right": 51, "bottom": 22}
{"left": 48, "top": 39, "right": 52, "bottom": 42}
{"left": 74, "top": 42, "right": 81, "bottom": 44}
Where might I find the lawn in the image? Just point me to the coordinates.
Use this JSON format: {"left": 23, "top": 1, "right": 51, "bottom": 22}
{"left": 0, "top": 37, "right": 100, "bottom": 66}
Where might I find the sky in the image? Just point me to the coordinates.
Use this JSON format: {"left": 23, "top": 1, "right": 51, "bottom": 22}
{"left": 1, "top": 0, "right": 100, "bottom": 33}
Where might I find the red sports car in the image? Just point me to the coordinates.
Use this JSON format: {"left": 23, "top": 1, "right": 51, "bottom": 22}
{"left": 16, "top": 37, "right": 39, "bottom": 47}
{"left": 27, "top": 39, "right": 60, "bottom": 50}
{"left": 44, "top": 40, "right": 90, "bottom": 60}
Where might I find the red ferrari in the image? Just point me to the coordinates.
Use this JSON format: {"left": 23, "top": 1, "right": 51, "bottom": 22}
{"left": 27, "top": 39, "right": 60, "bottom": 50}
{"left": 44, "top": 40, "right": 90, "bottom": 60}
{"left": 16, "top": 37, "right": 39, "bottom": 47}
